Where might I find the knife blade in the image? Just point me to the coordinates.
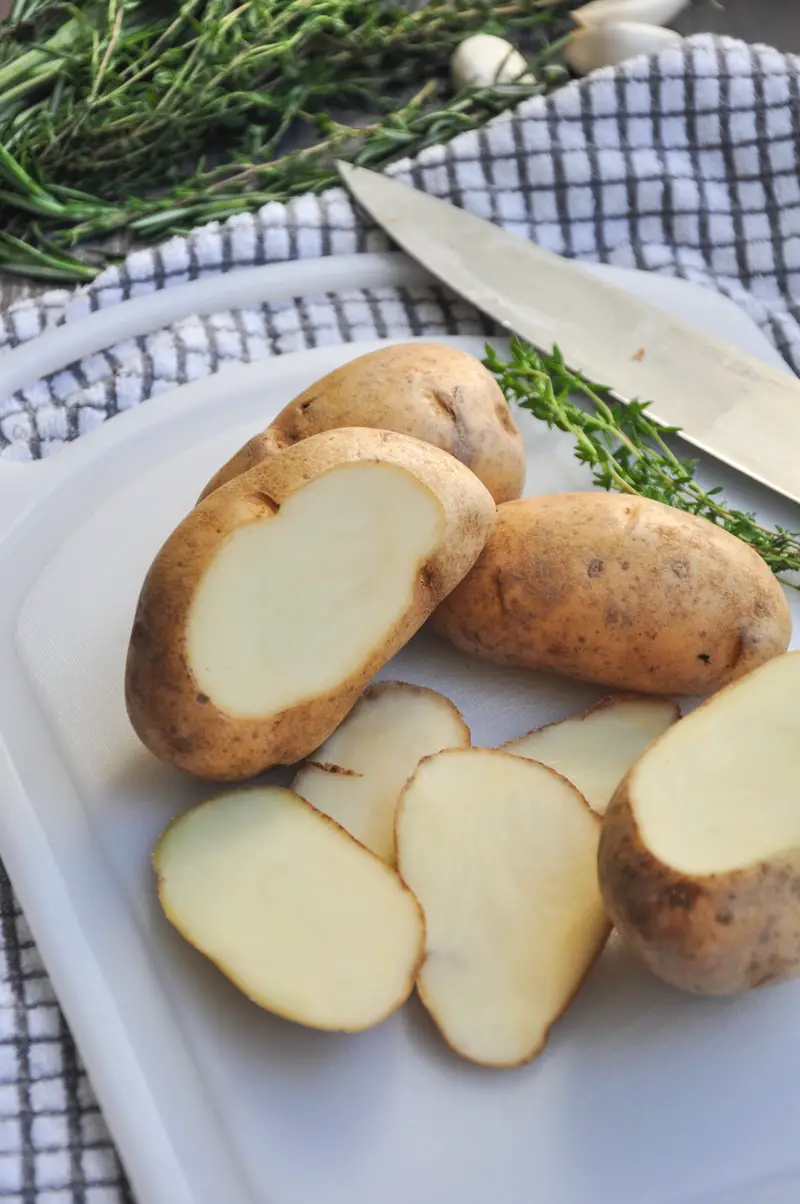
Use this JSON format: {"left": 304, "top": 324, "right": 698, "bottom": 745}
{"left": 337, "top": 161, "right": 800, "bottom": 507}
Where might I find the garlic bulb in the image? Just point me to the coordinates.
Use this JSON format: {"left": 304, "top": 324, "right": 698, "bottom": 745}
{"left": 451, "top": 35, "right": 534, "bottom": 92}
{"left": 571, "top": 0, "right": 689, "bottom": 27}
{"left": 566, "top": 21, "right": 682, "bottom": 75}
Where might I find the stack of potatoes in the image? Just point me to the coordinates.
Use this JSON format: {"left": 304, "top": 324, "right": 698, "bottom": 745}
{"left": 126, "top": 342, "right": 800, "bottom": 1068}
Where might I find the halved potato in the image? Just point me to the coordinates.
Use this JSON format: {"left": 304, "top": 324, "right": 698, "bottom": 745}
{"left": 598, "top": 652, "right": 800, "bottom": 995}
{"left": 155, "top": 786, "right": 424, "bottom": 1030}
{"left": 503, "top": 696, "right": 679, "bottom": 815}
{"left": 293, "top": 682, "right": 470, "bottom": 864}
{"left": 125, "top": 427, "right": 495, "bottom": 780}
{"left": 198, "top": 343, "right": 526, "bottom": 505}
{"left": 396, "top": 748, "right": 610, "bottom": 1067}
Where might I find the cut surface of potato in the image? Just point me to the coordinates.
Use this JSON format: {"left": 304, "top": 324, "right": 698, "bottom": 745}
{"left": 188, "top": 463, "right": 443, "bottom": 716}
{"left": 630, "top": 655, "right": 800, "bottom": 874}
{"left": 293, "top": 682, "right": 470, "bottom": 864}
{"left": 396, "top": 749, "right": 609, "bottom": 1067}
{"left": 599, "top": 652, "right": 800, "bottom": 995}
{"left": 155, "top": 787, "right": 424, "bottom": 1031}
{"left": 503, "top": 696, "right": 679, "bottom": 816}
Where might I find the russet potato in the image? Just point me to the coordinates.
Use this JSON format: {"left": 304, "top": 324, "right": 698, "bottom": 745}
{"left": 432, "top": 492, "right": 791, "bottom": 695}
{"left": 125, "top": 427, "right": 495, "bottom": 780}
{"left": 598, "top": 652, "right": 800, "bottom": 995}
{"left": 198, "top": 342, "right": 526, "bottom": 505}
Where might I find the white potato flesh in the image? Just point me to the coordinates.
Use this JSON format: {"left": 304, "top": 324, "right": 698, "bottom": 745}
{"left": 504, "top": 697, "right": 679, "bottom": 815}
{"left": 632, "top": 653, "right": 800, "bottom": 876}
{"left": 396, "top": 749, "right": 609, "bottom": 1067}
{"left": 293, "top": 683, "right": 470, "bottom": 864}
{"left": 187, "top": 463, "right": 444, "bottom": 716}
{"left": 155, "top": 787, "right": 424, "bottom": 1031}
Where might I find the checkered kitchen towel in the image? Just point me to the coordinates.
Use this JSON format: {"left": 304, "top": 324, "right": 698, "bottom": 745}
{"left": 0, "top": 27, "right": 798, "bottom": 1202}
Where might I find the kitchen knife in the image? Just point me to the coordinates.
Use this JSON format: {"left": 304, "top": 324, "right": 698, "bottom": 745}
{"left": 337, "top": 161, "right": 800, "bottom": 506}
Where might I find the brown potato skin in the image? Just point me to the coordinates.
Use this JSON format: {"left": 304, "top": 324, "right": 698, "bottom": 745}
{"left": 598, "top": 778, "right": 800, "bottom": 995}
{"left": 198, "top": 343, "right": 525, "bottom": 505}
{"left": 125, "top": 427, "right": 495, "bottom": 781}
{"left": 432, "top": 492, "right": 791, "bottom": 695}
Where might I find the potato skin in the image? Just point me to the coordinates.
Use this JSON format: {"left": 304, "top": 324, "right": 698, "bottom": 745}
{"left": 125, "top": 427, "right": 495, "bottom": 781}
{"left": 432, "top": 492, "right": 791, "bottom": 695}
{"left": 198, "top": 342, "right": 525, "bottom": 505}
{"left": 598, "top": 779, "right": 800, "bottom": 995}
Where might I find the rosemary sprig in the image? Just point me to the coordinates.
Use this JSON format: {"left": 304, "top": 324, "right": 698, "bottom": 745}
{"left": 0, "top": 0, "right": 572, "bottom": 280}
{"left": 486, "top": 337, "right": 800, "bottom": 585}
{"left": 59, "top": 83, "right": 556, "bottom": 241}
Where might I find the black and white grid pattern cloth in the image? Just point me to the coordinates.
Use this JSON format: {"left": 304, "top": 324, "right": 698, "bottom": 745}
{"left": 0, "top": 28, "right": 798, "bottom": 1202}
{"left": 4, "top": 32, "right": 800, "bottom": 466}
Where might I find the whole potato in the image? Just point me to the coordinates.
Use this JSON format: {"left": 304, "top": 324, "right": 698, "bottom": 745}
{"left": 432, "top": 492, "right": 791, "bottom": 695}
{"left": 198, "top": 342, "right": 525, "bottom": 505}
{"left": 126, "top": 427, "right": 495, "bottom": 781}
{"left": 598, "top": 652, "right": 800, "bottom": 995}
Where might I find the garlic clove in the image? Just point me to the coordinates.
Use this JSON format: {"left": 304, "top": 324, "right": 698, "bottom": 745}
{"left": 565, "top": 21, "right": 682, "bottom": 75}
{"left": 451, "top": 34, "right": 534, "bottom": 92}
{"left": 572, "top": 0, "right": 689, "bottom": 28}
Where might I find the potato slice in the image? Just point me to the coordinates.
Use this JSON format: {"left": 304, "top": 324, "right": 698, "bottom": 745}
{"left": 396, "top": 749, "right": 610, "bottom": 1067}
{"left": 599, "top": 652, "right": 800, "bottom": 995}
{"left": 198, "top": 343, "right": 526, "bottom": 505}
{"left": 125, "top": 427, "right": 494, "bottom": 780}
{"left": 293, "top": 682, "right": 470, "bottom": 864}
{"left": 503, "top": 696, "right": 679, "bottom": 816}
{"left": 154, "top": 787, "right": 424, "bottom": 1031}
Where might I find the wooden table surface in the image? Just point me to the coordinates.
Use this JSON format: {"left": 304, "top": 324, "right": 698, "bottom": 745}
{"left": 0, "top": 0, "right": 797, "bottom": 311}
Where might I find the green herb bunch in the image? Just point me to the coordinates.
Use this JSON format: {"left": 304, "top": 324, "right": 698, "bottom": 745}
{"left": 486, "top": 337, "right": 800, "bottom": 585}
{"left": 0, "top": 0, "right": 572, "bottom": 281}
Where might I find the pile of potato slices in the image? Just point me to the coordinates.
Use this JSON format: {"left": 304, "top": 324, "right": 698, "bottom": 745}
{"left": 126, "top": 342, "right": 800, "bottom": 1067}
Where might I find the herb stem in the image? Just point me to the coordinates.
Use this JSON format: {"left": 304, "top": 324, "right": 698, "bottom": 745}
{"left": 487, "top": 338, "right": 800, "bottom": 586}
{"left": 0, "top": 0, "right": 571, "bottom": 280}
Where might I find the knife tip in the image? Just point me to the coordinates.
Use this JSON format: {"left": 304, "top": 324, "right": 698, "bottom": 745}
{"left": 335, "top": 160, "right": 359, "bottom": 183}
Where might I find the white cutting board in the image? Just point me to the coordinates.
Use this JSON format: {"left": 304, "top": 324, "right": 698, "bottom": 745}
{"left": 0, "top": 256, "right": 799, "bottom": 1204}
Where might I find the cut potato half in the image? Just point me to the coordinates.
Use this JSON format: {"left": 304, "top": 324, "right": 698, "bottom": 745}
{"left": 503, "top": 696, "right": 679, "bottom": 815}
{"left": 396, "top": 749, "right": 610, "bottom": 1067}
{"left": 293, "top": 682, "right": 470, "bottom": 864}
{"left": 155, "top": 787, "right": 424, "bottom": 1031}
{"left": 599, "top": 652, "right": 800, "bottom": 995}
{"left": 125, "top": 427, "right": 495, "bottom": 779}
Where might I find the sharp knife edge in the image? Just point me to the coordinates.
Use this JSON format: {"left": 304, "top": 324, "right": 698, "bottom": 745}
{"left": 338, "top": 162, "right": 800, "bottom": 507}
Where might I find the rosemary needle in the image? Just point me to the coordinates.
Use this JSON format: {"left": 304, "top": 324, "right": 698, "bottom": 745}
{"left": 486, "top": 338, "right": 800, "bottom": 586}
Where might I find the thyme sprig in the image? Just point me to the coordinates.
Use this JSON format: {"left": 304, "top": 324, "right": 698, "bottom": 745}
{"left": 486, "top": 337, "right": 800, "bottom": 585}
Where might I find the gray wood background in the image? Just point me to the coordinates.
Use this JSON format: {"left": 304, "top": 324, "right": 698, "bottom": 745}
{"left": 0, "top": 0, "right": 795, "bottom": 311}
